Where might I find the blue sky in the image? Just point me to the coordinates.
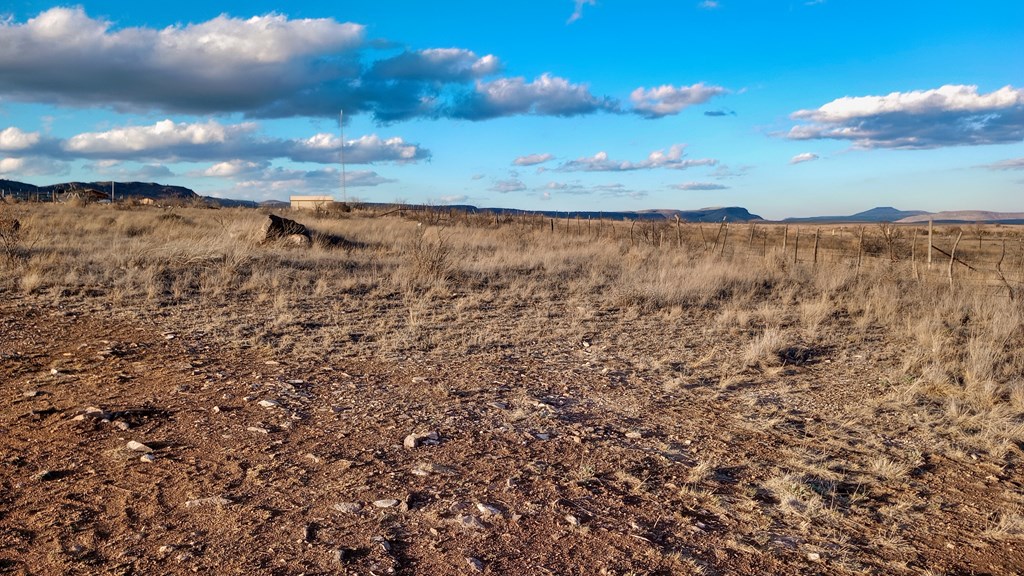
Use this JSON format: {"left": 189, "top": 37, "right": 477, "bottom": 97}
{"left": 0, "top": 1, "right": 1021, "bottom": 218}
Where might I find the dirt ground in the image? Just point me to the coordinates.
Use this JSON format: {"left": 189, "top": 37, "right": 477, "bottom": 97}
{"left": 2, "top": 287, "right": 1022, "bottom": 575}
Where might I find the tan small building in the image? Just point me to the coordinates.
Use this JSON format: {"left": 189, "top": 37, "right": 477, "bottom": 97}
{"left": 290, "top": 195, "right": 336, "bottom": 211}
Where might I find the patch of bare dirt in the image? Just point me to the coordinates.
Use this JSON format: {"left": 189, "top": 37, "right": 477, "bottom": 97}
{"left": 1, "top": 293, "right": 1022, "bottom": 575}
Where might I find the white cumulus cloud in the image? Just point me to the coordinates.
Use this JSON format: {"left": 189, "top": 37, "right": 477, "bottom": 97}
{"left": 0, "top": 127, "right": 41, "bottom": 151}
{"left": 0, "top": 7, "right": 364, "bottom": 114}
{"left": 64, "top": 119, "right": 245, "bottom": 154}
{"left": 2, "top": 119, "right": 429, "bottom": 166}
{"left": 788, "top": 84, "right": 1024, "bottom": 148}
{"left": 631, "top": 83, "right": 728, "bottom": 118}
{"left": 453, "top": 74, "right": 617, "bottom": 119}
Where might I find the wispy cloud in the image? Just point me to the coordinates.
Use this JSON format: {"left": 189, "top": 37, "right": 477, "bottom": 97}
{"left": 699, "top": 1, "right": 720, "bottom": 9}
{"left": 435, "top": 194, "right": 468, "bottom": 204}
{"left": 513, "top": 153, "right": 555, "bottom": 166}
{"left": 983, "top": 157, "right": 1024, "bottom": 170}
{"left": 787, "top": 84, "right": 1024, "bottom": 149}
{"left": 789, "top": 152, "right": 820, "bottom": 164}
{"left": 559, "top": 144, "right": 717, "bottom": 172}
{"left": 568, "top": 0, "right": 597, "bottom": 24}
{"left": 673, "top": 182, "right": 729, "bottom": 190}
{"left": 490, "top": 178, "right": 526, "bottom": 193}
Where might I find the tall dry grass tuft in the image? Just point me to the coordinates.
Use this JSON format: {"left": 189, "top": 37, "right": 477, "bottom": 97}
{"left": 3, "top": 204, "right": 1022, "bottom": 449}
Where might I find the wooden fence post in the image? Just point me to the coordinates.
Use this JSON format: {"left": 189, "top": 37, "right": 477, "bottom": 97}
{"left": 629, "top": 220, "right": 636, "bottom": 247}
{"left": 812, "top": 228, "right": 820, "bottom": 266}
{"left": 720, "top": 223, "right": 729, "bottom": 256}
{"left": 712, "top": 217, "right": 726, "bottom": 253}
{"left": 793, "top": 230, "right": 800, "bottom": 264}
{"left": 857, "top": 227, "right": 865, "bottom": 274}
{"left": 911, "top": 228, "right": 919, "bottom": 280}
{"left": 675, "top": 215, "right": 681, "bottom": 248}
{"left": 927, "top": 219, "right": 933, "bottom": 269}
{"left": 948, "top": 231, "right": 963, "bottom": 289}
{"left": 698, "top": 224, "right": 709, "bottom": 251}
{"left": 782, "top": 225, "right": 789, "bottom": 255}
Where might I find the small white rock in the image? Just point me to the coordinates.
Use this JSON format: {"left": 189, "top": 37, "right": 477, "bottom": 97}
{"left": 373, "top": 499, "right": 399, "bottom": 508}
{"left": 140, "top": 454, "right": 156, "bottom": 464}
{"left": 184, "top": 496, "right": 231, "bottom": 508}
{"left": 333, "top": 502, "right": 363, "bottom": 514}
{"left": 126, "top": 440, "right": 153, "bottom": 453}
{"left": 258, "top": 399, "right": 279, "bottom": 409}
{"left": 456, "top": 515, "right": 486, "bottom": 530}
{"left": 466, "top": 557, "right": 485, "bottom": 572}
{"left": 476, "top": 503, "right": 501, "bottom": 517}
{"left": 807, "top": 552, "right": 821, "bottom": 562}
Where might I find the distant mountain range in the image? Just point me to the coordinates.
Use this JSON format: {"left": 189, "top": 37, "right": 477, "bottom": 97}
{"left": 0, "top": 179, "right": 1020, "bottom": 223}
{"left": 448, "top": 205, "right": 763, "bottom": 222}
{"left": 897, "top": 211, "right": 1024, "bottom": 224}
{"left": 0, "top": 179, "right": 263, "bottom": 207}
{"left": 784, "top": 206, "right": 1024, "bottom": 224}
{"left": 783, "top": 207, "right": 930, "bottom": 223}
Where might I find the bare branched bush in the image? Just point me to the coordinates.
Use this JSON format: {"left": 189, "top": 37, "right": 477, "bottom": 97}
{"left": 0, "top": 203, "right": 24, "bottom": 264}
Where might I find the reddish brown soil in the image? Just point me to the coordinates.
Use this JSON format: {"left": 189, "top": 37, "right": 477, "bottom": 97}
{"left": 1, "top": 296, "right": 1022, "bottom": 575}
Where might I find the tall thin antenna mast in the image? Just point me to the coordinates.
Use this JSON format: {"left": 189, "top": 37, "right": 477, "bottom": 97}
{"left": 339, "top": 109, "right": 347, "bottom": 203}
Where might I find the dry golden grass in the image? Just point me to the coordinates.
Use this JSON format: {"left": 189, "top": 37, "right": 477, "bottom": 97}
{"left": 3, "top": 203, "right": 1024, "bottom": 573}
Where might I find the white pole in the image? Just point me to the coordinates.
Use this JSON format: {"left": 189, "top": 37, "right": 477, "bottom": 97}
{"left": 339, "top": 109, "right": 347, "bottom": 203}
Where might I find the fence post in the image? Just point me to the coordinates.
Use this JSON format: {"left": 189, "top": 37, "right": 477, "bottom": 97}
{"left": 675, "top": 215, "right": 681, "bottom": 248}
{"left": 793, "top": 230, "right": 800, "bottom": 264}
{"left": 629, "top": 220, "right": 636, "bottom": 247}
{"left": 720, "top": 223, "right": 729, "bottom": 256}
{"left": 948, "top": 231, "right": 963, "bottom": 289}
{"left": 782, "top": 225, "right": 789, "bottom": 255}
{"left": 911, "top": 228, "right": 919, "bottom": 280}
{"left": 927, "top": 219, "right": 933, "bottom": 269}
{"left": 857, "top": 227, "right": 865, "bottom": 274}
{"left": 812, "top": 228, "right": 819, "bottom": 266}
{"left": 712, "top": 217, "right": 726, "bottom": 253}
{"left": 698, "top": 224, "right": 709, "bottom": 251}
